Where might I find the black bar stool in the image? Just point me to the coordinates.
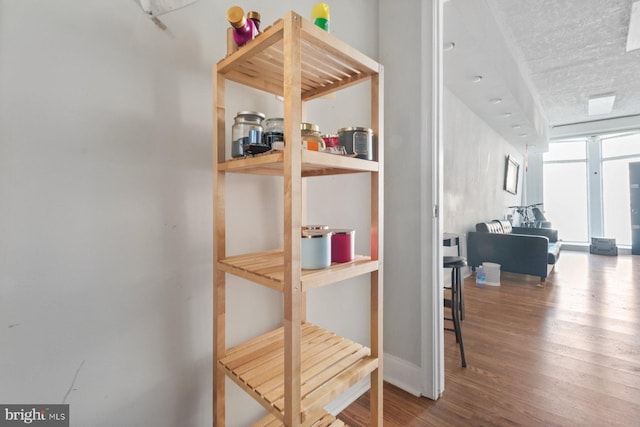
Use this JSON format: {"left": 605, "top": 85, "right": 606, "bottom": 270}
{"left": 444, "top": 255, "right": 467, "bottom": 367}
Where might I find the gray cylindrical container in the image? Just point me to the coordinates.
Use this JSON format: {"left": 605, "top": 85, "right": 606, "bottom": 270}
{"left": 337, "top": 126, "right": 373, "bottom": 160}
{"left": 301, "top": 230, "right": 333, "bottom": 269}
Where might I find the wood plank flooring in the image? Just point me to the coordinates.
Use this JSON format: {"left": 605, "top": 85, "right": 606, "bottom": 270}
{"left": 337, "top": 251, "right": 640, "bottom": 426}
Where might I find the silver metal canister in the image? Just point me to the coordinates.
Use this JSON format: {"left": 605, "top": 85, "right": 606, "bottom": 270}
{"left": 337, "top": 127, "right": 373, "bottom": 160}
{"left": 302, "top": 225, "right": 329, "bottom": 231}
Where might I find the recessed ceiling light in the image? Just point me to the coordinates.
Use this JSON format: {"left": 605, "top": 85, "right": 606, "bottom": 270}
{"left": 588, "top": 93, "right": 616, "bottom": 115}
{"left": 627, "top": 1, "right": 640, "bottom": 52}
{"left": 502, "top": 112, "right": 512, "bottom": 118}
{"left": 471, "top": 75, "right": 483, "bottom": 83}
{"left": 519, "top": 133, "right": 528, "bottom": 137}
{"left": 443, "top": 42, "right": 455, "bottom": 51}
{"left": 512, "top": 124, "right": 521, "bottom": 129}
{"left": 490, "top": 98, "right": 502, "bottom": 104}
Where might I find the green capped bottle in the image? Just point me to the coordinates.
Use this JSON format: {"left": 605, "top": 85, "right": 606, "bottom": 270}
{"left": 311, "top": 3, "right": 330, "bottom": 32}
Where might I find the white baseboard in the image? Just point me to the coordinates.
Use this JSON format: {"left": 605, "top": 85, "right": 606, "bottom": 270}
{"left": 382, "top": 352, "right": 423, "bottom": 397}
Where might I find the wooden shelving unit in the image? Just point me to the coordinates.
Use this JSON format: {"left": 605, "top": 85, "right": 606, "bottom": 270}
{"left": 214, "top": 11, "right": 383, "bottom": 426}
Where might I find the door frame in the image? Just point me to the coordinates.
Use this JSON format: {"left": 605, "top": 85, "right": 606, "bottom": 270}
{"left": 421, "top": 0, "right": 445, "bottom": 399}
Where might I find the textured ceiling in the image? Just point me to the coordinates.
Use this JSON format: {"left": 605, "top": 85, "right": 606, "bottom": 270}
{"left": 488, "top": 0, "right": 640, "bottom": 127}
{"left": 444, "top": 0, "right": 640, "bottom": 152}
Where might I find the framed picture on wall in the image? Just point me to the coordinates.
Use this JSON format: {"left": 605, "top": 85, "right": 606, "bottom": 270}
{"left": 503, "top": 155, "right": 519, "bottom": 194}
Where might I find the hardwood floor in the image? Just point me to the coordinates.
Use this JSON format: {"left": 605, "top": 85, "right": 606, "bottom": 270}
{"left": 338, "top": 251, "right": 640, "bottom": 426}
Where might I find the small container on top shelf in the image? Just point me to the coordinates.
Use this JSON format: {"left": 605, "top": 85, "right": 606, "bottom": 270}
{"left": 227, "top": 6, "right": 259, "bottom": 47}
{"left": 311, "top": 3, "right": 330, "bottom": 32}
{"left": 247, "top": 11, "right": 261, "bottom": 33}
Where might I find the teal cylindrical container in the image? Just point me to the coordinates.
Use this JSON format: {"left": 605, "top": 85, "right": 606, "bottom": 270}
{"left": 301, "top": 230, "right": 332, "bottom": 269}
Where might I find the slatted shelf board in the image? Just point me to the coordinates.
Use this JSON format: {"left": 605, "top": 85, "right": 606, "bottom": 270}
{"left": 218, "top": 151, "right": 379, "bottom": 176}
{"left": 253, "top": 411, "right": 346, "bottom": 427}
{"left": 217, "top": 250, "right": 379, "bottom": 292}
{"left": 218, "top": 323, "right": 377, "bottom": 424}
{"left": 217, "top": 12, "right": 380, "bottom": 101}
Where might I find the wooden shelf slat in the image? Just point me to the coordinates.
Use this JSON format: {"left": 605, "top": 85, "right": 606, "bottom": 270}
{"left": 300, "top": 357, "right": 378, "bottom": 420}
{"left": 253, "top": 412, "right": 346, "bottom": 427}
{"left": 218, "top": 250, "right": 379, "bottom": 292}
{"left": 220, "top": 324, "right": 372, "bottom": 424}
{"left": 253, "top": 410, "right": 346, "bottom": 427}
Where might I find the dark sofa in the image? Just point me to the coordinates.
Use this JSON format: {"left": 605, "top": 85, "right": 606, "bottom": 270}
{"left": 467, "top": 220, "right": 561, "bottom": 284}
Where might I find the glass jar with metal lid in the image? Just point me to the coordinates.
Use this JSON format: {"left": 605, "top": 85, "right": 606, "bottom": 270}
{"left": 231, "top": 111, "right": 266, "bottom": 158}
{"left": 337, "top": 126, "right": 373, "bottom": 160}
{"left": 264, "top": 117, "right": 284, "bottom": 150}
{"left": 301, "top": 122, "right": 326, "bottom": 151}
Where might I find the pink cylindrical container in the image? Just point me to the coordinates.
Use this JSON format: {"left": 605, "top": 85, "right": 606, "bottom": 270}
{"left": 331, "top": 229, "right": 355, "bottom": 263}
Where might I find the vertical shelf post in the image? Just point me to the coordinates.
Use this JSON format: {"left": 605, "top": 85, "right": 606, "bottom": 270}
{"left": 283, "top": 12, "right": 303, "bottom": 427}
{"left": 370, "top": 68, "right": 384, "bottom": 426}
{"left": 213, "top": 72, "right": 227, "bottom": 426}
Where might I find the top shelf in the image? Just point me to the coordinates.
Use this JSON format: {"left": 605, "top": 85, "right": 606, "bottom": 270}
{"left": 216, "top": 12, "right": 381, "bottom": 101}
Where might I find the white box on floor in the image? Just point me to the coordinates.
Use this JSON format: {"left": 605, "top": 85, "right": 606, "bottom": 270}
{"left": 483, "top": 262, "right": 501, "bottom": 286}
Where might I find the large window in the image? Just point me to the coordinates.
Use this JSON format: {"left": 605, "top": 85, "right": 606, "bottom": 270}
{"left": 601, "top": 133, "right": 640, "bottom": 245}
{"left": 544, "top": 132, "right": 640, "bottom": 246}
{"left": 543, "top": 140, "right": 589, "bottom": 242}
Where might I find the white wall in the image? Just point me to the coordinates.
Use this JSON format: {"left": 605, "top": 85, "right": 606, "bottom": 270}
{"left": 0, "top": 1, "right": 377, "bottom": 426}
{"left": 378, "top": 0, "right": 424, "bottom": 369}
{"left": 443, "top": 88, "right": 524, "bottom": 243}
{"left": 377, "top": 0, "right": 440, "bottom": 398}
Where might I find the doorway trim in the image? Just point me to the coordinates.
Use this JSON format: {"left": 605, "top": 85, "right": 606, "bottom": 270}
{"left": 421, "top": 0, "right": 445, "bottom": 399}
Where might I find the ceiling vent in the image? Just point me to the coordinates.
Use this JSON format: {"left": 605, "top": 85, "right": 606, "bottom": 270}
{"left": 588, "top": 93, "right": 616, "bottom": 116}
{"left": 627, "top": 1, "right": 640, "bottom": 52}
